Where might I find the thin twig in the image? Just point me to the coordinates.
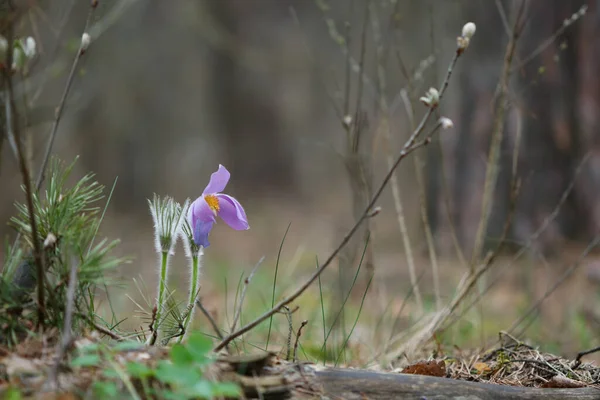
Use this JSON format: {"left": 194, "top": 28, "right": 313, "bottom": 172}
{"left": 147, "top": 305, "right": 158, "bottom": 346}
{"left": 421, "top": 0, "right": 442, "bottom": 311}
{"left": 510, "top": 235, "right": 600, "bottom": 338}
{"left": 389, "top": 157, "right": 522, "bottom": 360}
{"left": 283, "top": 306, "right": 293, "bottom": 361}
{"left": 11, "top": 2, "right": 98, "bottom": 255}
{"left": 3, "top": 8, "right": 46, "bottom": 326}
{"left": 443, "top": 152, "right": 589, "bottom": 334}
{"left": 377, "top": 80, "right": 423, "bottom": 314}
{"left": 351, "top": 0, "right": 370, "bottom": 153}
{"left": 46, "top": 258, "right": 79, "bottom": 389}
{"left": 289, "top": 7, "right": 342, "bottom": 120}
{"left": 512, "top": 4, "right": 587, "bottom": 72}
{"left": 293, "top": 320, "right": 308, "bottom": 363}
{"left": 196, "top": 299, "right": 223, "bottom": 341}
{"left": 214, "top": 44, "right": 464, "bottom": 353}
{"left": 575, "top": 346, "right": 600, "bottom": 367}
{"left": 415, "top": 153, "right": 441, "bottom": 310}
{"left": 392, "top": 90, "right": 422, "bottom": 313}
{"left": 35, "top": 4, "right": 96, "bottom": 190}
{"left": 231, "top": 256, "right": 264, "bottom": 333}
{"left": 471, "top": 0, "right": 526, "bottom": 267}
{"left": 472, "top": 1, "right": 527, "bottom": 339}
{"left": 91, "top": 320, "right": 127, "bottom": 341}
{"left": 266, "top": 224, "right": 291, "bottom": 350}
{"left": 495, "top": 0, "right": 512, "bottom": 37}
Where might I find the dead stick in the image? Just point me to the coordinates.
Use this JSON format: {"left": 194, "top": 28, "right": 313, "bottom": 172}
{"left": 196, "top": 299, "right": 224, "bottom": 341}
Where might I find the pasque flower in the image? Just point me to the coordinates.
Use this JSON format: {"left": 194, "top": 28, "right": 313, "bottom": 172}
{"left": 188, "top": 165, "right": 249, "bottom": 247}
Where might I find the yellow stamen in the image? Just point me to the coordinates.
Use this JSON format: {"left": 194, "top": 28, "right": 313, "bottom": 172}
{"left": 205, "top": 194, "right": 220, "bottom": 214}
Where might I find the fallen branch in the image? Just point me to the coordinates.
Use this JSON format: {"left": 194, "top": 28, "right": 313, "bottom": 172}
{"left": 315, "top": 368, "right": 600, "bottom": 400}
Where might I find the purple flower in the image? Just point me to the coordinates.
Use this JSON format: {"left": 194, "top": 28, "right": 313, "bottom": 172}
{"left": 187, "top": 165, "right": 249, "bottom": 247}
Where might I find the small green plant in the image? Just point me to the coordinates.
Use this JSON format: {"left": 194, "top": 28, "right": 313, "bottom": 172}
{"left": 0, "top": 157, "right": 124, "bottom": 345}
{"left": 72, "top": 332, "right": 241, "bottom": 399}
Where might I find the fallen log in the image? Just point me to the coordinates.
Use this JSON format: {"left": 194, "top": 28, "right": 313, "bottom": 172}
{"left": 314, "top": 368, "right": 600, "bottom": 400}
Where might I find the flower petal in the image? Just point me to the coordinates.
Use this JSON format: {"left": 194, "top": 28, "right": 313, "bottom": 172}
{"left": 190, "top": 196, "right": 216, "bottom": 224}
{"left": 188, "top": 196, "right": 217, "bottom": 246}
{"left": 193, "top": 219, "right": 214, "bottom": 247}
{"left": 203, "top": 165, "right": 230, "bottom": 195}
{"left": 216, "top": 194, "right": 249, "bottom": 230}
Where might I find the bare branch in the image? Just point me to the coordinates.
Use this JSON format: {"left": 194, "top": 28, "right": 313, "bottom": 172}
{"left": 3, "top": 3, "right": 46, "bottom": 326}
{"left": 214, "top": 43, "right": 465, "bottom": 353}
{"left": 35, "top": 3, "right": 97, "bottom": 190}
{"left": 293, "top": 320, "right": 308, "bottom": 363}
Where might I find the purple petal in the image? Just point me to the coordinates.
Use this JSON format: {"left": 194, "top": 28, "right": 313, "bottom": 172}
{"left": 193, "top": 219, "right": 214, "bottom": 247}
{"left": 203, "top": 165, "right": 230, "bottom": 195}
{"left": 216, "top": 194, "right": 249, "bottom": 230}
{"left": 189, "top": 196, "right": 216, "bottom": 224}
{"left": 188, "top": 196, "right": 217, "bottom": 246}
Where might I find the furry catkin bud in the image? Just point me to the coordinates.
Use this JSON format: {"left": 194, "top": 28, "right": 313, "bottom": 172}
{"left": 81, "top": 33, "right": 91, "bottom": 53}
{"left": 440, "top": 117, "right": 454, "bottom": 130}
{"left": 462, "top": 22, "right": 476, "bottom": 39}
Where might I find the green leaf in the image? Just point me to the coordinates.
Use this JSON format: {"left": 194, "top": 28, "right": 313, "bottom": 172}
{"left": 170, "top": 343, "right": 194, "bottom": 366}
{"left": 77, "top": 343, "right": 101, "bottom": 353}
{"left": 156, "top": 361, "right": 201, "bottom": 386}
{"left": 71, "top": 354, "right": 101, "bottom": 367}
{"left": 159, "top": 390, "right": 187, "bottom": 400}
{"left": 93, "top": 381, "right": 119, "bottom": 398}
{"left": 102, "top": 367, "right": 120, "bottom": 379}
{"left": 212, "top": 381, "right": 242, "bottom": 397}
{"left": 186, "top": 380, "right": 214, "bottom": 398}
{"left": 3, "top": 387, "right": 23, "bottom": 400}
{"left": 126, "top": 361, "right": 154, "bottom": 378}
{"left": 113, "top": 341, "right": 144, "bottom": 352}
{"left": 186, "top": 332, "right": 212, "bottom": 363}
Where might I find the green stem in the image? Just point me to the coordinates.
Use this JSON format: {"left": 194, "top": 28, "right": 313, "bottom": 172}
{"left": 154, "top": 251, "right": 169, "bottom": 341}
{"left": 179, "top": 255, "right": 199, "bottom": 343}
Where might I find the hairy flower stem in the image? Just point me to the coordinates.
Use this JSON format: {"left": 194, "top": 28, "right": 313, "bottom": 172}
{"left": 179, "top": 254, "right": 201, "bottom": 343}
{"left": 153, "top": 251, "right": 169, "bottom": 341}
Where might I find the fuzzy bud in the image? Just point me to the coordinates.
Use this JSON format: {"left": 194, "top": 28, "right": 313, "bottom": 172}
{"left": 0, "top": 35, "right": 7, "bottom": 61}
{"left": 81, "top": 33, "right": 91, "bottom": 53}
{"left": 420, "top": 87, "right": 440, "bottom": 108}
{"left": 44, "top": 232, "right": 57, "bottom": 249}
{"left": 342, "top": 115, "right": 352, "bottom": 129}
{"left": 461, "top": 22, "right": 476, "bottom": 39}
{"left": 439, "top": 117, "right": 454, "bottom": 130}
{"left": 23, "top": 37, "right": 36, "bottom": 59}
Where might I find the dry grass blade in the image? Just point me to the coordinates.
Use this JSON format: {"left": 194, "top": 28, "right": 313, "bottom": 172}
{"left": 231, "top": 256, "right": 264, "bottom": 333}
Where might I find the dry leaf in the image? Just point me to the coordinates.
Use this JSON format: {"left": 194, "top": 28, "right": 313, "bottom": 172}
{"left": 401, "top": 360, "right": 446, "bottom": 377}
{"left": 541, "top": 375, "right": 586, "bottom": 388}
{"left": 472, "top": 361, "right": 491, "bottom": 374}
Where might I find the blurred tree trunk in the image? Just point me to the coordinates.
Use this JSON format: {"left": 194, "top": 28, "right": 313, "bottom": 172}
{"left": 207, "top": 0, "right": 297, "bottom": 195}
{"left": 576, "top": 0, "right": 600, "bottom": 237}
{"left": 446, "top": 0, "right": 512, "bottom": 257}
{"left": 513, "top": 0, "right": 586, "bottom": 254}
{"left": 432, "top": 0, "right": 591, "bottom": 258}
